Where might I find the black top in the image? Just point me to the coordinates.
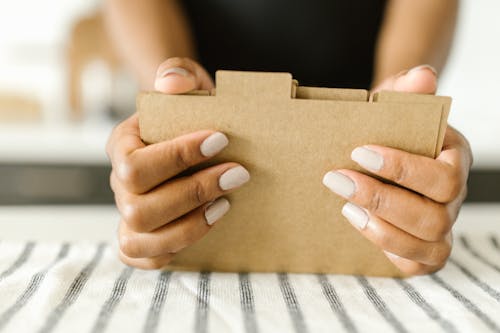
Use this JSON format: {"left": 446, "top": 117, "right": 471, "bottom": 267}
{"left": 182, "top": 0, "right": 387, "bottom": 89}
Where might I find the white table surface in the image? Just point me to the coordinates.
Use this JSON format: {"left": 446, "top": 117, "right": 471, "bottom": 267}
{"left": 0, "top": 203, "right": 499, "bottom": 333}
{"left": 0, "top": 203, "right": 498, "bottom": 242}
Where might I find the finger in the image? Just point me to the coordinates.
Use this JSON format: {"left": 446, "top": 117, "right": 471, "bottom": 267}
{"left": 116, "top": 163, "right": 249, "bottom": 232}
{"left": 439, "top": 126, "right": 473, "bottom": 179}
{"left": 114, "top": 130, "right": 230, "bottom": 194}
{"left": 349, "top": 144, "right": 466, "bottom": 203}
{"left": 383, "top": 251, "right": 444, "bottom": 276}
{"left": 340, "top": 202, "right": 452, "bottom": 266}
{"left": 371, "top": 64, "right": 437, "bottom": 95}
{"left": 323, "top": 170, "right": 452, "bottom": 242}
{"left": 118, "top": 197, "right": 230, "bottom": 258}
{"left": 154, "top": 57, "right": 214, "bottom": 93}
{"left": 118, "top": 249, "right": 175, "bottom": 270}
{"left": 106, "top": 114, "right": 144, "bottom": 164}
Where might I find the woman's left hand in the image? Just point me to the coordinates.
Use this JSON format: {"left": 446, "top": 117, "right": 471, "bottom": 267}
{"left": 322, "top": 65, "right": 473, "bottom": 275}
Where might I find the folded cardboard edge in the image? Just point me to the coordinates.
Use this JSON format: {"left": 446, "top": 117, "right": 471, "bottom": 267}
{"left": 373, "top": 91, "right": 451, "bottom": 157}
{"left": 161, "top": 263, "right": 406, "bottom": 277}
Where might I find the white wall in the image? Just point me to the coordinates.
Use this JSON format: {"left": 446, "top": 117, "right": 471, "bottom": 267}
{"left": 0, "top": 0, "right": 100, "bottom": 122}
{"left": 0, "top": 0, "right": 498, "bottom": 167}
{"left": 439, "top": 0, "right": 500, "bottom": 168}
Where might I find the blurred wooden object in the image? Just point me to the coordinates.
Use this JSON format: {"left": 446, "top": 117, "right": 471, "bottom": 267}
{"left": 0, "top": 93, "right": 41, "bottom": 122}
{"left": 68, "top": 13, "right": 120, "bottom": 120}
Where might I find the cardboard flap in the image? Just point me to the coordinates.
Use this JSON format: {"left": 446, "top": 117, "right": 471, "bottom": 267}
{"left": 373, "top": 91, "right": 451, "bottom": 157}
{"left": 295, "top": 86, "right": 369, "bottom": 101}
{"left": 215, "top": 70, "right": 294, "bottom": 99}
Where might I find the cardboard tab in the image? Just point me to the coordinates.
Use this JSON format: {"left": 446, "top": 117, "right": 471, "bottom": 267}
{"left": 373, "top": 91, "right": 451, "bottom": 157}
{"left": 215, "top": 70, "right": 294, "bottom": 99}
{"left": 137, "top": 70, "right": 451, "bottom": 277}
{"left": 296, "top": 86, "right": 368, "bottom": 101}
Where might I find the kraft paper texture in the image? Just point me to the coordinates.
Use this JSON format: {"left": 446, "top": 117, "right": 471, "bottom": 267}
{"left": 138, "top": 71, "right": 450, "bottom": 277}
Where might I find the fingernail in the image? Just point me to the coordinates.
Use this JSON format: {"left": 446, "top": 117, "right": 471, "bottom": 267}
{"left": 157, "top": 67, "right": 189, "bottom": 79}
{"left": 200, "top": 132, "right": 229, "bottom": 157}
{"left": 219, "top": 166, "right": 250, "bottom": 190}
{"left": 205, "top": 198, "right": 230, "bottom": 225}
{"left": 322, "top": 171, "right": 355, "bottom": 198}
{"left": 342, "top": 202, "right": 369, "bottom": 229}
{"left": 383, "top": 250, "right": 400, "bottom": 260}
{"left": 408, "top": 64, "right": 437, "bottom": 77}
{"left": 351, "top": 147, "right": 384, "bottom": 172}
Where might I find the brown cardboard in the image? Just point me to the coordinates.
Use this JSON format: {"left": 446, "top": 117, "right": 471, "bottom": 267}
{"left": 138, "top": 70, "right": 451, "bottom": 277}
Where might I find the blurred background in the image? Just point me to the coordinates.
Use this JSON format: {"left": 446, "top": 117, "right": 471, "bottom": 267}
{"left": 0, "top": 0, "right": 498, "bottom": 206}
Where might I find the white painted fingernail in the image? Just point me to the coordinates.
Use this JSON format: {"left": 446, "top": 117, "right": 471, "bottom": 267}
{"left": 383, "top": 250, "right": 400, "bottom": 260}
{"left": 205, "top": 198, "right": 230, "bottom": 225}
{"left": 408, "top": 64, "right": 437, "bottom": 76}
{"left": 322, "top": 171, "right": 355, "bottom": 198}
{"left": 342, "top": 202, "right": 369, "bottom": 229}
{"left": 157, "top": 67, "right": 189, "bottom": 78}
{"left": 351, "top": 147, "right": 384, "bottom": 171}
{"left": 200, "top": 132, "right": 229, "bottom": 157}
{"left": 219, "top": 166, "right": 250, "bottom": 190}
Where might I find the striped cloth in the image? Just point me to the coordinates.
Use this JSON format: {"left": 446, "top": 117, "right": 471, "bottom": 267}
{"left": 0, "top": 234, "right": 499, "bottom": 333}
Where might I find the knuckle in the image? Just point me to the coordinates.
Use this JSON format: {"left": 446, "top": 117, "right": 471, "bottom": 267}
{"left": 437, "top": 167, "right": 463, "bottom": 203}
{"left": 116, "top": 157, "right": 143, "bottom": 193}
{"left": 368, "top": 189, "right": 385, "bottom": 214}
{"left": 428, "top": 242, "right": 452, "bottom": 266}
{"left": 173, "top": 143, "right": 193, "bottom": 170}
{"left": 434, "top": 207, "right": 453, "bottom": 239}
{"left": 392, "top": 162, "right": 409, "bottom": 184}
{"left": 121, "top": 199, "right": 147, "bottom": 232}
{"left": 419, "top": 206, "right": 452, "bottom": 241}
{"left": 445, "top": 180, "right": 462, "bottom": 203}
{"left": 118, "top": 232, "right": 142, "bottom": 258}
{"left": 188, "top": 176, "right": 208, "bottom": 205}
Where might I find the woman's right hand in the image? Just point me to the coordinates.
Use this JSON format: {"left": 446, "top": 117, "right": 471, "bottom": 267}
{"left": 106, "top": 58, "right": 251, "bottom": 269}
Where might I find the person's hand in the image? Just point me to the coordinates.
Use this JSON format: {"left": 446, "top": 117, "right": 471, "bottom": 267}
{"left": 322, "top": 65, "right": 473, "bottom": 275}
{"left": 107, "top": 57, "right": 250, "bottom": 269}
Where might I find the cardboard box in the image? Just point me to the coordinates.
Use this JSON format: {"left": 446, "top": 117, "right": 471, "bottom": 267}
{"left": 138, "top": 71, "right": 450, "bottom": 277}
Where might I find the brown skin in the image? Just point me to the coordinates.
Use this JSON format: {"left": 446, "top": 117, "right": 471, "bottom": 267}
{"left": 373, "top": 0, "right": 459, "bottom": 85}
{"left": 103, "top": 0, "right": 195, "bottom": 89}
{"left": 104, "top": 0, "right": 472, "bottom": 274}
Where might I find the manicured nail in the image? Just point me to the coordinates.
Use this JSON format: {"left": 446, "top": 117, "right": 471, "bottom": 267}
{"left": 200, "top": 132, "right": 229, "bottom": 157}
{"left": 322, "top": 171, "right": 355, "bottom": 198}
{"left": 383, "top": 250, "right": 400, "bottom": 260}
{"left": 342, "top": 202, "right": 369, "bottom": 229}
{"left": 408, "top": 64, "right": 437, "bottom": 76}
{"left": 351, "top": 147, "right": 384, "bottom": 172}
{"left": 157, "top": 67, "right": 189, "bottom": 78}
{"left": 219, "top": 166, "right": 250, "bottom": 190}
{"left": 205, "top": 198, "right": 230, "bottom": 225}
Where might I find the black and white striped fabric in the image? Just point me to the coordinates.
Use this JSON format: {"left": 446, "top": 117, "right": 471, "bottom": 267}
{"left": 0, "top": 234, "right": 499, "bottom": 333}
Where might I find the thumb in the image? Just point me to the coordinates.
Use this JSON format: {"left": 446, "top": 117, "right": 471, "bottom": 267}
{"left": 371, "top": 64, "right": 438, "bottom": 95}
{"left": 154, "top": 57, "right": 214, "bottom": 94}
